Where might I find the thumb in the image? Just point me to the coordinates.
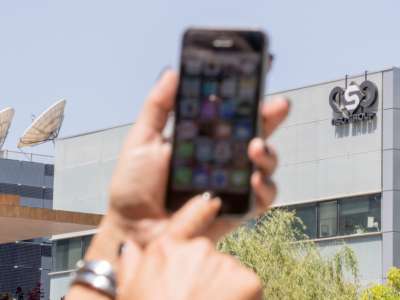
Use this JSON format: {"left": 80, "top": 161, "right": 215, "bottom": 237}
{"left": 167, "top": 192, "right": 221, "bottom": 240}
{"left": 118, "top": 240, "right": 143, "bottom": 288}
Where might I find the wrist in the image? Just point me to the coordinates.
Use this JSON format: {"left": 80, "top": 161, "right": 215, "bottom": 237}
{"left": 67, "top": 284, "right": 111, "bottom": 300}
{"left": 84, "top": 213, "right": 127, "bottom": 265}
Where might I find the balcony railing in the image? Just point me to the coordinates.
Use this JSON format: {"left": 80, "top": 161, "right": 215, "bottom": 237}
{"left": 0, "top": 150, "right": 53, "bottom": 164}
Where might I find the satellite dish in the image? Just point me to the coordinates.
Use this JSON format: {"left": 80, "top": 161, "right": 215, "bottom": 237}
{"left": 0, "top": 107, "right": 15, "bottom": 150}
{"left": 18, "top": 99, "right": 66, "bottom": 148}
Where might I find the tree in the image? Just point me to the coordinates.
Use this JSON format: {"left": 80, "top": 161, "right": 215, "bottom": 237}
{"left": 217, "top": 209, "right": 360, "bottom": 300}
{"left": 361, "top": 268, "right": 400, "bottom": 299}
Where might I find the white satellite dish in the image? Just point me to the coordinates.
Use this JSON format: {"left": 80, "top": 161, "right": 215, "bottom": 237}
{"left": 0, "top": 107, "right": 15, "bottom": 150}
{"left": 18, "top": 99, "right": 66, "bottom": 148}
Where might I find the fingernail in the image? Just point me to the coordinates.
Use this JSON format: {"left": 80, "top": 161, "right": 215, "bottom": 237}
{"left": 264, "top": 177, "right": 274, "bottom": 186}
{"left": 156, "top": 66, "right": 172, "bottom": 81}
{"left": 201, "top": 191, "right": 215, "bottom": 201}
{"left": 263, "top": 140, "right": 271, "bottom": 155}
{"left": 118, "top": 242, "right": 126, "bottom": 257}
{"left": 285, "top": 98, "right": 292, "bottom": 108}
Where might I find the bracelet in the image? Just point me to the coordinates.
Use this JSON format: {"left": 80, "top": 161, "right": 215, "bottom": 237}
{"left": 71, "top": 260, "right": 117, "bottom": 299}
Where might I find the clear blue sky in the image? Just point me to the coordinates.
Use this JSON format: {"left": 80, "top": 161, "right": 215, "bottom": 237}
{"left": 1, "top": 0, "right": 399, "bottom": 155}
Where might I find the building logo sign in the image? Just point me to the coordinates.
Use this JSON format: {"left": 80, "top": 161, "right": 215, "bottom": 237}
{"left": 329, "top": 80, "right": 378, "bottom": 126}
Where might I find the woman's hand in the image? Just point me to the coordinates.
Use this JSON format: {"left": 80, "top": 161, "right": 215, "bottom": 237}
{"left": 85, "top": 69, "right": 289, "bottom": 262}
{"left": 118, "top": 195, "right": 262, "bottom": 300}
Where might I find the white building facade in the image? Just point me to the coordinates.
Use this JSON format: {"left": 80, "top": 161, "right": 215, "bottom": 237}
{"left": 49, "top": 68, "right": 400, "bottom": 298}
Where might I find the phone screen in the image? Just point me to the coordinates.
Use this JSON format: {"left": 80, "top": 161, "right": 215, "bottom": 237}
{"left": 167, "top": 29, "right": 268, "bottom": 215}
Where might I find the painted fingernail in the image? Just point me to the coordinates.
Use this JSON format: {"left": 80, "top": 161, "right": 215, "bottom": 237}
{"left": 264, "top": 177, "right": 274, "bottom": 186}
{"left": 156, "top": 66, "right": 172, "bottom": 81}
{"left": 118, "top": 242, "right": 126, "bottom": 257}
{"left": 285, "top": 98, "right": 292, "bottom": 108}
{"left": 263, "top": 141, "right": 271, "bottom": 155}
{"left": 201, "top": 191, "right": 215, "bottom": 201}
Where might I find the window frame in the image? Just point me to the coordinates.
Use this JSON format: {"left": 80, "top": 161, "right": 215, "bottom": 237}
{"left": 287, "top": 193, "right": 381, "bottom": 241}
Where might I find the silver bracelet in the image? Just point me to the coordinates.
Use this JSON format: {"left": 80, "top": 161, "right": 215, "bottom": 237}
{"left": 71, "top": 260, "right": 117, "bottom": 299}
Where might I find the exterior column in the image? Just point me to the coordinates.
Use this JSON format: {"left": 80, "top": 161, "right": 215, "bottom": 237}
{"left": 381, "top": 67, "right": 400, "bottom": 281}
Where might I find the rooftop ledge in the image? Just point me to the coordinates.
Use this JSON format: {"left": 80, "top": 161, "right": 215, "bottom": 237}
{"left": 0, "top": 149, "right": 53, "bottom": 164}
{"left": 0, "top": 204, "right": 102, "bottom": 244}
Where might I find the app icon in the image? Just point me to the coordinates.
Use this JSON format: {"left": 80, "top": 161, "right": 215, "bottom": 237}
{"left": 219, "top": 98, "right": 236, "bottom": 119}
{"left": 193, "top": 168, "right": 209, "bottom": 188}
{"left": 181, "top": 78, "right": 201, "bottom": 98}
{"left": 211, "top": 169, "right": 229, "bottom": 189}
{"left": 231, "top": 169, "right": 249, "bottom": 188}
{"left": 220, "top": 78, "right": 237, "bottom": 98}
{"left": 234, "top": 121, "right": 252, "bottom": 140}
{"left": 235, "top": 99, "right": 253, "bottom": 117}
{"left": 239, "top": 78, "right": 256, "bottom": 99}
{"left": 215, "top": 122, "right": 232, "bottom": 138}
{"left": 185, "top": 59, "right": 202, "bottom": 75}
{"left": 200, "top": 100, "right": 217, "bottom": 120}
{"left": 173, "top": 167, "right": 192, "bottom": 187}
{"left": 180, "top": 99, "right": 199, "bottom": 118}
{"left": 198, "top": 122, "right": 214, "bottom": 137}
{"left": 177, "top": 121, "right": 198, "bottom": 140}
{"left": 202, "top": 81, "right": 218, "bottom": 97}
{"left": 214, "top": 141, "right": 232, "bottom": 164}
{"left": 233, "top": 141, "right": 249, "bottom": 167}
{"left": 196, "top": 138, "right": 213, "bottom": 162}
{"left": 241, "top": 59, "right": 257, "bottom": 75}
{"left": 203, "top": 62, "right": 220, "bottom": 76}
{"left": 177, "top": 141, "right": 194, "bottom": 159}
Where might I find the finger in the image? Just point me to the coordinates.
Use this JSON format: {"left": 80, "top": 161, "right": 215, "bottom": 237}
{"left": 167, "top": 192, "right": 221, "bottom": 240}
{"left": 118, "top": 240, "right": 143, "bottom": 288}
{"left": 248, "top": 138, "right": 277, "bottom": 177}
{"left": 261, "top": 97, "right": 290, "bottom": 138}
{"left": 251, "top": 171, "right": 277, "bottom": 216}
{"left": 204, "top": 219, "right": 241, "bottom": 243}
{"left": 128, "top": 219, "right": 169, "bottom": 248}
{"left": 132, "top": 70, "right": 178, "bottom": 144}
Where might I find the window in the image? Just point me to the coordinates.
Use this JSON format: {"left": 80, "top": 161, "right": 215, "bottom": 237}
{"left": 339, "top": 194, "right": 381, "bottom": 235}
{"left": 54, "top": 238, "right": 82, "bottom": 271}
{"left": 319, "top": 201, "right": 337, "bottom": 238}
{"left": 82, "top": 235, "right": 93, "bottom": 257}
{"left": 291, "top": 204, "right": 317, "bottom": 239}
{"left": 54, "top": 234, "right": 94, "bottom": 272}
{"left": 290, "top": 193, "right": 381, "bottom": 240}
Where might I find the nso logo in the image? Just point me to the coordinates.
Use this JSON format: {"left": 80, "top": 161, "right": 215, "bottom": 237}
{"left": 329, "top": 80, "right": 378, "bottom": 126}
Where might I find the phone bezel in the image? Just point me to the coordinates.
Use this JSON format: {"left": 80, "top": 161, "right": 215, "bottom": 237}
{"left": 166, "top": 28, "right": 270, "bottom": 217}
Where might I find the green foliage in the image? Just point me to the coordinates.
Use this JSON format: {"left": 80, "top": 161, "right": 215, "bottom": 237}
{"left": 361, "top": 268, "right": 400, "bottom": 300}
{"left": 387, "top": 268, "right": 400, "bottom": 290}
{"left": 217, "top": 209, "right": 360, "bottom": 300}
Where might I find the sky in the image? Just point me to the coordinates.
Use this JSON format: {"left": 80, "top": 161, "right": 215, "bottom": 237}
{"left": 0, "top": 0, "right": 400, "bottom": 155}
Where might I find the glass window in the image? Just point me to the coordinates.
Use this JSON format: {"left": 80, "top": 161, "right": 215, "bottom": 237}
{"left": 54, "top": 237, "right": 82, "bottom": 271}
{"left": 82, "top": 235, "right": 93, "bottom": 257}
{"left": 292, "top": 204, "right": 317, "bottom": 239}
{"left": 319, "top": 201, "right": 337, "bottom": 238}
{"left": 339, "top": 194, "right": 381, "bottom": 235}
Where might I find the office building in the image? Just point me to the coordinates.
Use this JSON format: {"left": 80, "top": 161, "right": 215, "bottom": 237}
{"left": 0, "top": 151, "right": 101, "bottom": 299}
{"left": 49, "top": 67, "right": 400, "bottom": 297}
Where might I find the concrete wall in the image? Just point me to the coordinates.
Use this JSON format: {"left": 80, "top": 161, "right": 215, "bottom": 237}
{"left": 318, "top": 235, "right": 382, "bottom": 286}
{"left": 381, "top": 67, "right": 400, "bottom": 277}
{"left": 269, "top": 72, "right": 383, "bottom": 206}
{"left": 49, "top": 272, "right": 73, "bottom": 300}
{"left": 53, "top": 125, "right": 130, "bottom": 214}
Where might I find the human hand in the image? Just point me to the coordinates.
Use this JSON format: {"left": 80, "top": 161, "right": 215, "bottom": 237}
{"left": 105, "top": 69, "right": 289, "bottom": 243}
{"left": 117, "top": 195, "right": 262, "bottom": 300}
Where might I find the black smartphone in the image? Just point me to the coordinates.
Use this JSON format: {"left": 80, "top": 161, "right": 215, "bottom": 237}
{"left": 166, "top": 28, "right": 269, "bottom": 216}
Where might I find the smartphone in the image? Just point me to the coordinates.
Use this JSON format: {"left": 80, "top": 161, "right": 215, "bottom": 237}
{"left": 166, "top": 28, "right": 269, "bottom": 216}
